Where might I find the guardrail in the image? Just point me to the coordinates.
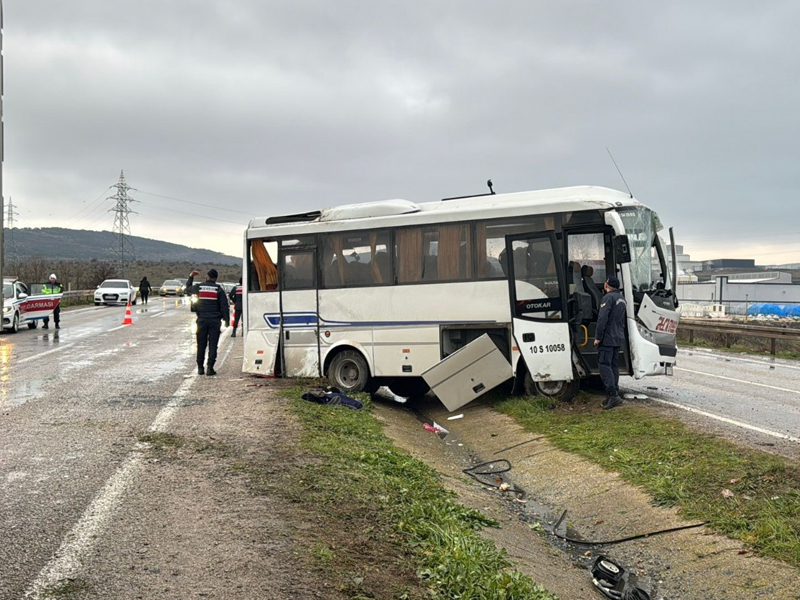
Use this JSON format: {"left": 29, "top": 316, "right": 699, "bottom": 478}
{"left": 679, "top": 318, "right": 800, "bottom": 356}
{"left": 61, "top": 290, "right": 95, "bottom": 307}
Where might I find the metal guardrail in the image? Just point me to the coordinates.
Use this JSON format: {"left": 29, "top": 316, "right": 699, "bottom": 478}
{"left": 679, "top": 318, "right": 800, "bottom": 355}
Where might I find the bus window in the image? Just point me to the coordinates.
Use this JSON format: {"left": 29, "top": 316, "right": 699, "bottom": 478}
{"left": 396, "top": 225, "right": 471, "bottom": 284}
{"left": 322, "top": 231, "right": 391, "bottom": 288}
{"left": 512, "top": 237, "right": 562, "bottom": 320}
{"left": 567, "top": 232, "right": 607, "bottom": 288}
{"left": 249, "top": 239, "right": 279, "bottom": 291}
{"left": 283, "top": 251, "right": 316, "bottom": 290}
{"left": 478, "top": 216, "right": 555, "bottom": 279}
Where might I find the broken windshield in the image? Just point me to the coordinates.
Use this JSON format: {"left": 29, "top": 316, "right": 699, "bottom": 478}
{"left": 616, "top": 206, "right": 667, "bottom": 292}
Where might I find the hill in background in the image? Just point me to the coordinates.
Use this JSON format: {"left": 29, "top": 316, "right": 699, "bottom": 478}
{"left": 4, "top": 227, "right": 240, "bottom": 265}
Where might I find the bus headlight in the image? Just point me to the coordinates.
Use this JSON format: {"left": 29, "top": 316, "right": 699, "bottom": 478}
{"left": 636, "top": 323, "right": 656, "bottom": 343}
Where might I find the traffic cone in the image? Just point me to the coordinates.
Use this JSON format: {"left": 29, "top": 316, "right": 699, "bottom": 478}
{"left": 122, "top": 301, "right": 134, "bottom": 325}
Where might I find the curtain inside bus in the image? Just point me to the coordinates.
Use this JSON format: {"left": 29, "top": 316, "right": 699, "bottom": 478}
{"left": 251, "top": 240, "right": 278, "bottom": 290}
{"left": 438, "top": 224, "right": 471, "bottom": 280}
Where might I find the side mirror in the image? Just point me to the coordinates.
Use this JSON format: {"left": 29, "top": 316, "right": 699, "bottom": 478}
{"left": 19, "top": 293, "right": 28, "bottom": 299}
{"left": 613, "top": 235, "right": 631, "bottom": 264}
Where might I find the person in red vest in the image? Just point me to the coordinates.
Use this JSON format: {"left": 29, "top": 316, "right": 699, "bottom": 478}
{"left": 185, "top": 269, "right": 230, "bottom": 376}
{"left": 229, "top": 277, "right": 243, "bottom": 338}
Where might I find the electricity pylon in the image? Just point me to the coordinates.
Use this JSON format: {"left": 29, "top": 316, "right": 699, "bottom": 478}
{"left": 108, "top": 170, "right": 137, "bottom": 278}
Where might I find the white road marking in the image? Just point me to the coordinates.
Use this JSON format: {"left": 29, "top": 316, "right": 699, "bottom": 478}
{"left": 23, "top": 336, "right": 236, "bottom": 598}
{"left": 17, "top": 344, "right": 77, "bottom": 364}
{"left": 650, "top": 397, "right": 800, "bottom": 444}
{"left": 675, "top": 366, "right": 800, "bottom": 396}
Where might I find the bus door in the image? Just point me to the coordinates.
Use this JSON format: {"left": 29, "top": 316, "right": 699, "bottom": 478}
{"left": 564, "top": 229, "right": 630, "bottom": 375}
{"left": 279, "top": 242, "right": 321, "bottom": 377}
{"left": 505, "top": 232, "right": 573, "bottom": 383}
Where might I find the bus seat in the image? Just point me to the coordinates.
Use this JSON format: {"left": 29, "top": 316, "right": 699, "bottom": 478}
{"left": 423, "top": 255, "right": 438, "bottom": 281}
{"left": 374, "top": 251, "right": 391, "bottom": 284}
{"left": 581, "top": 265, "right": 604, "bottom": 315}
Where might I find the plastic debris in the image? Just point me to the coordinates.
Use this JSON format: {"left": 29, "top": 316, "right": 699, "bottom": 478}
{"left": 447, "top": 414, "right": 464, "bottom": 420}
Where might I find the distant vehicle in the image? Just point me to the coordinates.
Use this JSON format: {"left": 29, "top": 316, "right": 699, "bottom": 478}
{"left": 94, "top": 279, "right": 138, "bottom": 306}
{"left": 2, "top": 277, "right": 62, "bottom": 332}
{"left": 177, "top": 278, "right": 189, "bottom": 295}
{"left": 159, "top": 279, "right": 184, "bottom": 296}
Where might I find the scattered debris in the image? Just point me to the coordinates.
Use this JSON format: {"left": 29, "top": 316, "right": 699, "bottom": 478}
{"left": 447, "top": 414, "right": 464, "bottom": 420}
{"left": 646, "top": 386, "right": 658, "bottom": 391}
{"left": 623, "top": 393, "right": 648, "bottom": 400}
{"left": 590, "top": 555, "right": 650, "bottom": 600}
{"left": 301, "top": 389, "right": 363, "bottom": 410}
{"left": 721, "top": 489, "right": 735, "bottom": 498}
{"left": 422, "top": 422, "right": 449, "bottom": 436}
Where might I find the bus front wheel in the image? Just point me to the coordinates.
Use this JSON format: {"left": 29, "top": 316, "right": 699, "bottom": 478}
{"left": 328, "top": 351, "right": 371, "bottom": 394}
{"left": 524, "top": 372, "right": 579, "bottom": 403}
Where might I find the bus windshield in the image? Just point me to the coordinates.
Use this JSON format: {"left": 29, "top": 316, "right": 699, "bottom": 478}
{"left": 616, "top": 206, "right": 668, "bottom": 293}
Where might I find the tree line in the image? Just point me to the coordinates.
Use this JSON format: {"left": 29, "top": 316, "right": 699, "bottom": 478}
{"left": 5, "top": 257, "right": 243, "bottom": 291}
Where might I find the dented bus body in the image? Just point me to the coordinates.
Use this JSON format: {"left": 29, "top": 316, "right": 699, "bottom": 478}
{"left": 241, "top": 186, "right": 679, "bottom": 403}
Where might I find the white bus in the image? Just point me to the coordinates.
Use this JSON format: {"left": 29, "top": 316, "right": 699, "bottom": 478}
{"left": 241, "top": 185, "right": 679, "bottom": 403}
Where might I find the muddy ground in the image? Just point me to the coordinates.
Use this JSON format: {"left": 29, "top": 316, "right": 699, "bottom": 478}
{"left": 373, "top": 392, "right": 800, "bottom": 600}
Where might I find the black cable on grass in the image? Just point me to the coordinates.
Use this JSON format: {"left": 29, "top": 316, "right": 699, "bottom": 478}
{"left": 551, "top": 509, "right": 708, "bottom": 546}
{"left": 463, "top": 460, "right": 524, "bottom": 495}
{"left": 492, "top": 436, "right": 545, "bottom": 455}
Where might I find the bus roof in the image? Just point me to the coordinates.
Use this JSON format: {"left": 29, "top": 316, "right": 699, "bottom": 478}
{"left": 247, "top": 185, "right": 643, "bottom": 238}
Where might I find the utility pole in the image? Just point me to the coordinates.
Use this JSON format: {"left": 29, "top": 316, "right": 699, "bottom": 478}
{"left": 108, "top": 170, "right": 137, "bottom": 279}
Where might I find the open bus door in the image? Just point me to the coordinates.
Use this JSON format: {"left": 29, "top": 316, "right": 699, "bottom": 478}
{"left": 505, "top": 232, "right": 574, "bottom": 387}
{"left": 278, "top": 244, "right": 321, "bottom": 377}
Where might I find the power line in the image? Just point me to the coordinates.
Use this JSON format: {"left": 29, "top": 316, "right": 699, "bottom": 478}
{"left": 133, "top": 188, "right": 253, "bottom": 216}
{"left": 136, "top": 199, "right": 246, "bottom": 226}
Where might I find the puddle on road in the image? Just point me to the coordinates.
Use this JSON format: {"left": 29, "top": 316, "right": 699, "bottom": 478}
{"left": 0, "top": 378, "right": 47, "bottom": 409}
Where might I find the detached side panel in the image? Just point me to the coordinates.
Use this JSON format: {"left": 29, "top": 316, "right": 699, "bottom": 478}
{"left": 422, "top": 333, "right": 511, "bottom": 412}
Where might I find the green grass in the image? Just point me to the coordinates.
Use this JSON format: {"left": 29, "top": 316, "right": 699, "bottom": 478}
{"left": 283, "top": 386, "right": 558, "bottom": 600}
{"left": 494, "top": 393, "right": 800, "bottom": 566}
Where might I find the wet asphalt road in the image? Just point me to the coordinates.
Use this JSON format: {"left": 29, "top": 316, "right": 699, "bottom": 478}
{"left": 623, "top": 346, "right": 800, "bottom": 444}
{"left": 0, "top": 297, "right": 217, "bottom": 600}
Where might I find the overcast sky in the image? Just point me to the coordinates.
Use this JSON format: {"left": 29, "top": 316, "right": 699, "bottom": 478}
{"left": 4, "top": 1, "right": 800, "bottom": 264}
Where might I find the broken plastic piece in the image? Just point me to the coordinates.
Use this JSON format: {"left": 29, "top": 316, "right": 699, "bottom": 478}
{"left": 447, "top": 414, "right": 464, "bottom": 420}
{"left": 590, "top": 555, "right": 650, "bottom": 600}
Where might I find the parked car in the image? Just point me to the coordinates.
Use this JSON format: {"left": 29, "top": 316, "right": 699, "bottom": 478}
{"left": 159, "top": 279, "right": 184, "bottom": 296}
{"left": 94, "top": 279, "right": 138, "bottom": 306}
{"left": 3, "top": 277, "right": 61, "bottom": 332}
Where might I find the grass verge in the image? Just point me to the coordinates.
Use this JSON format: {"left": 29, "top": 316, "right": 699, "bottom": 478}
{"left": 275, "top": 386, "right": 558, "bottom": 600}
{"left": 494, "top": 393, "right": 800, "bottom": 567}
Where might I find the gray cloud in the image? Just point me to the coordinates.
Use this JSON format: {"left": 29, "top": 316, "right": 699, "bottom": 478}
{"left": 5, "top": 1, "right": 800, "bottom": 262}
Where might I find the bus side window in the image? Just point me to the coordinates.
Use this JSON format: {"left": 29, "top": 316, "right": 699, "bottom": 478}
{"left": 323, "top": 231, "right": 391, "bottom": 288}
{"left": 249, "top": 239, "right": 279, "bottom": 291}
{"left": 283, "top": 252, "right": 315, "bottom": 290}
{"left": 477, "top": 216, "right": 555, "bottom": 280}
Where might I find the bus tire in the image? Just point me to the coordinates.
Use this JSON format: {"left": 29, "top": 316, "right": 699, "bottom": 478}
{"left": 524, "top": 372, "right": 579, "bottom": 402}
{"left": 388, "top": 378, "right": 430, "bottom": 399}
{"left": 328, "top": 350, "right": 371, "bottom": 394}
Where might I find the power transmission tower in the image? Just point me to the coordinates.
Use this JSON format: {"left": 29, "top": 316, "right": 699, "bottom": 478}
{"left": 108, "top": 170, "right": 137, "bottom": 278}
{"left": 5, "top": 195, "right": 17, "bottom": 263}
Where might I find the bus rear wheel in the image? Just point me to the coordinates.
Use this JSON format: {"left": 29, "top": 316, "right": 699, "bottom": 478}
{"left": 524, "top": 372, "right": 579, "bottom": 402}
{"left": 328, "top": 351, "right": 371, "bottom": 394}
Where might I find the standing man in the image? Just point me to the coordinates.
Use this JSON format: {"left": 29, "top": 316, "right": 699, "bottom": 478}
{"left": 42, "top": 273, "right": 64, "bottom": 329}
{"left": 186, "top": 268, "right": 230, "bottom": 376}
{"left": 593, "top": 275, "right": 627, "bottom": 410}
{"left": 229, "top": 277, "right": 243, "bottom": 338}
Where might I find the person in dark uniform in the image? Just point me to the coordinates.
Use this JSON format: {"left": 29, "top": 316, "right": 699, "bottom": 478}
{"left": 139, "top": 277, "right": 153, "bottom": 305}
{"left": 593, "top": 275, "right": 627, "bottom": 409}
{"left": 42, "top": 274, "right": 64, "bottom": 329}
{"left": 186, "top": 268, "right": 230, "bottom": 376}
{"left": 229, "top": 277, "right": 243, "bottom": 338}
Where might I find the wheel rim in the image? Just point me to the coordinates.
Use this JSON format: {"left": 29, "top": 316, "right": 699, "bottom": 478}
{"left": 335, "top": 359, "right": 361, "bottom": 387}
{"left": 536, "top": 380, "right": 566, "bottom": 396}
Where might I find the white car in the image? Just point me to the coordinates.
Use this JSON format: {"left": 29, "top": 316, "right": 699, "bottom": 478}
{"left": 3, "top": 278, "right": 62, "bottom": 332}
{"left": 94, "top": 279, "right": 138, "bottom": 306}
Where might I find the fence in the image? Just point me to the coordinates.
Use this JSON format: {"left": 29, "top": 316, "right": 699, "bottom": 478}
{"left": 679, "top": 318, "right": 800, "bottom": 356}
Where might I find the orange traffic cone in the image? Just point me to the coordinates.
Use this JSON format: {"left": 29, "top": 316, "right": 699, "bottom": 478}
{"left": 122, "top": 301, "right": 134, "bottom": 325}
